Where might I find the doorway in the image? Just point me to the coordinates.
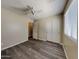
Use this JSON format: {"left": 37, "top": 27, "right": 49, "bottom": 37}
{"left": 28, "top": 22, "right": 33, "bottom": 39}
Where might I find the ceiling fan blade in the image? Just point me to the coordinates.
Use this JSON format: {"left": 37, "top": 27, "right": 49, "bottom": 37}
{"left": 31, "top": 10, "right": 34, "bottom": 15}
{"left": 4, "top": 6, "right": 26, "bottom": 15}
{"left": 10, "top": 6, "right": 26, "bottom": 11}
{"left": 27, "top": 5, "right": 33, "bottom": 9}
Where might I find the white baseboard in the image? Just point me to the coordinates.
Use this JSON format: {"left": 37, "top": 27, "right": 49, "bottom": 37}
{"left": 62, "top": 44, "right": 69, "bottom": 59}
{"left": 1, "top": 39, "right": 28, "bottom": 51}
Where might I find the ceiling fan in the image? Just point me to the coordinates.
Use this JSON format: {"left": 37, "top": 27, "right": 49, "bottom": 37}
{"left": 10, "top": 5, "right": 42, "bottom": 15}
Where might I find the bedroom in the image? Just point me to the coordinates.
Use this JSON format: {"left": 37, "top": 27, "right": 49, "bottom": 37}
{"left": 1, "top": 0, "right": 78, "bottom": 59}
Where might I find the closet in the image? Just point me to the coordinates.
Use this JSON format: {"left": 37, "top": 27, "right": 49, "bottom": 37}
{"left": 33, "top": 15, "right": 62, "bottom": 43}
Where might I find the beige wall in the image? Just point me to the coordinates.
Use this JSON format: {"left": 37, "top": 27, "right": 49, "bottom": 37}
{"left": 1, "top": 8, "right": 33, "bottom": 50}
{"left": 33, "top": 15, "right": 63, "bottom": 43}
{"left": 63, "top": 35, "right": 77, "bottom": 59}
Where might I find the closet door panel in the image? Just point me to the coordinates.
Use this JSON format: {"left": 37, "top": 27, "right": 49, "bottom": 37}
{"left": 49, "top": 17, "right": 62, "bottom": 43}
{"left": 33, "top": 21, "right": 38, "bottom": 39}
{"left": 38, "top": 20, "right": 47, "bottom": 41}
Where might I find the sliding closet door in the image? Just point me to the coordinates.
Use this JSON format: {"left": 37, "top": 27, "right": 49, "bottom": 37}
{"left": 33, "top": 16, "right": 62, "bottom": 43}
{"left": 38, "top": 20, "right": 47, "bottom": 41}
{"left": 50, "top": 17, "right": 61, "bottom": 43}
{"left": 38, "top": 16, "right": 62, "bottom": 43}
{"left": 45, "top": 20, "right": 51, "bottom": 41}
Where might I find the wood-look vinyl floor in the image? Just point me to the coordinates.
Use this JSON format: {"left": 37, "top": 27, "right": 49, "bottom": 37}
{"left": 1, "top": 39, "right": 66, "bottom": 59}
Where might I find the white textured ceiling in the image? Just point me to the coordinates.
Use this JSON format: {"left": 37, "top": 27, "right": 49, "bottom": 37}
{"left": 2, "top": 0, "right": 67, "bottom": 19}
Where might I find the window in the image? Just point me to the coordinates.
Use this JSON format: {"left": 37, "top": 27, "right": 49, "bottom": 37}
{"left": 64, "top": 0, "right": 77, "bottom": 40}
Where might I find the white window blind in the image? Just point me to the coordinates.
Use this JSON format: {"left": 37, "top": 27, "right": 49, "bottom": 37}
{"left": 64, "top": 0, "right": 77, "bottom": 40}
